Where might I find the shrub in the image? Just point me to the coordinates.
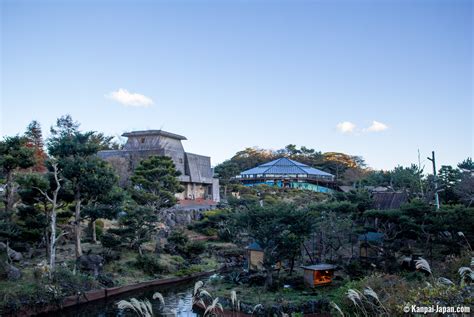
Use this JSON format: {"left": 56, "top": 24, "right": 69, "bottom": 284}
{"left": 175, "top": 265, "right": 203, "bottom": 277}
{"left": 185, "top": 241, "right": 206, "bottom": 257}
{"left": 135, "top": 254, "right": 167, "bottom": 275}
{"left": 168, "top": 230, "right": 189, "bottom": 245}
{"left": 100, "top": 232, "right": 122, "bottom": 249}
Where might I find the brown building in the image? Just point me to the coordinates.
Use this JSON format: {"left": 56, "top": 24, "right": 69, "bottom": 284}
{"left": 98, "top": 130, "right": 220, "bottom": 203}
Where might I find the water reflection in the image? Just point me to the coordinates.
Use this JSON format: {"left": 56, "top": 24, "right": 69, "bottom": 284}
{"left": 41, "top": 279, "right": 204, "bottom": 317}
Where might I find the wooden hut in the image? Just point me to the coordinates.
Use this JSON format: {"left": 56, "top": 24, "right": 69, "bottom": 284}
{"left": 302, "top": 264, "right": 337, "bottom": 287}
{"left": 246, "top": 242, "right": 264, "bottom": 271}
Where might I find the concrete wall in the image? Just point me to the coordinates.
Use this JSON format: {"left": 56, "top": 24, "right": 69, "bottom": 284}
{"left": 97, "top": 131, "right": 220, "bottom": 203}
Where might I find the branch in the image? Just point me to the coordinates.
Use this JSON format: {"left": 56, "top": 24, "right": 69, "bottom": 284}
{"left": 32, "top": 186, "right": 54, "bottom": 204}
{"left": 54, "top": 232, "right": 68, "bottom": 244}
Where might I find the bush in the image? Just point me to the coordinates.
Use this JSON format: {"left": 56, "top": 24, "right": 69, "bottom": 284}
{"left": 175, "top": 265, "right": 203, "bottom": 277}
{"left": 168, "top": 230, "right": 189, "bottom": 245}
{"left": 100, "top": 232, "right": 122, "bottom": 249}
{"left": 185, "top": 241, "right": 207, "bottom": 257}
{"left": 135, "top": 254, "right": 167, "bottom": 275}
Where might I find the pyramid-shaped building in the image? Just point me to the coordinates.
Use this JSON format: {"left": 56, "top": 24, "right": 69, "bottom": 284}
{"left": 235, "top": 157, "right": 334, "bottom": 193}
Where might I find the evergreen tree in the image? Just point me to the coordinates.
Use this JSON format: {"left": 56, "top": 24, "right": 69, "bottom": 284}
{"left": 47, "top": 115, "right": 118, "bottom": 257}
{"left": 0, "top": 136, "right": 36, "bottom": 212}
{"left": 25, "top": 120, "right": 47, "bottom": 172}
{"left": 116, "top": 156, "right": 183, "bottom": 254}
{"left": 129, "top": 156, "right": 184, "bottom": 211}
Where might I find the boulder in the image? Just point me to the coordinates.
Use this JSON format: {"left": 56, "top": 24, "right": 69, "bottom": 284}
{"left": 0, "top": 242, "right": 23, "bottom": 262}
{"left": 77, "top": 254, "right": 104, "bottom": 276}
{"left": 6, "top": 263, "right": 21, "bottom": 280}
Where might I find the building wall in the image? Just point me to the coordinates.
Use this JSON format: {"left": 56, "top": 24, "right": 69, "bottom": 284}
{"left": 97, "top": 132, "right": 220, "bottom": 202}
{"left": 124, "top": 135, "right": 186, "bottom": 175}
{"left": 249, "top": 250, "right": 264, "bottom": 271}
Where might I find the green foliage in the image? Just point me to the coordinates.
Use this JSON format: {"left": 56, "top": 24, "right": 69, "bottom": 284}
{"left": 114, "top": 204, "right": 157, "bottom": 253}
{"left": 129, "top": 155, "right": 184, "bottom": 210}
{"left": 185, "top": 241, "right": 207, "bottom": 257}
{"left": 135, "top": 254, "right": 168, "bottom": 275}
{"left": 189, "top": 209, "right": 233, "bottom": 241}
{"left": 175, "top": 265, "right": 203, "bottom": 277}
{"left": 100, "top": 232, "right": 122, "bottom": 249}
{"left": 235, "top": 202, "right": 312, "bottom": 282}
{"left": 168, "top": 229, "right": 189, "bottom": 246}
{"left": 0, "top": 136, "right": 36, "bottom": 174}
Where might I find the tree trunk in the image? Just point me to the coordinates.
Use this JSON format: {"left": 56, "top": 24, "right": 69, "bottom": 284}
{"left": 289, "top": 256, "right": 295, "bottom": 275}
{"left": 50, "top": 207, "right": 57, "bottom": 271}
{"left": 5, "top": 171, "right": 16, "bottom": 212}
{"left": 74, "top": 195, "right": 82, "bottom": 258}
{"left": 91, "top": 219, "right": 97, "bottom": 244}
{"left": 264, "top": 267, "right": 273, "bottom": 290}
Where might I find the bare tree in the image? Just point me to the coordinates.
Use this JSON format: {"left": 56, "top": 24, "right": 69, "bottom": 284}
{"left": 34, "top": 163, "right": 65, "bottom": 273}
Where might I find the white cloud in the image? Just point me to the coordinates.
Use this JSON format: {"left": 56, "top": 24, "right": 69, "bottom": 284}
{"left": 336, "top": 121, "right": 356, "bottom": 134}
{"left": 366, "top": 120, "right": 389, "bottom": 132}
{"left": 106, "top": 88, "right": 153, "bottom": 107}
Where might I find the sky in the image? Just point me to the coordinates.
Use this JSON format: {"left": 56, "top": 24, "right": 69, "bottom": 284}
{"left": 1, "top": 0, "right": 472, "bottom": 170}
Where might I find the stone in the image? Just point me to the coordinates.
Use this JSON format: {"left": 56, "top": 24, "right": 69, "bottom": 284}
{"left": 77, "top": 254, "right": 104, "bottom": 277}
{"left": 0, "top": 242, "right": 23, "bottom": 262}
{"left": 6, "top": 263, "right": 21, "bottom": 280}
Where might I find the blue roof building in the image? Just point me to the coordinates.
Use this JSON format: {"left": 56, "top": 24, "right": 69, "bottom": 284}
{"left": 235, "top": 157, "right": 335, "bottom": 193}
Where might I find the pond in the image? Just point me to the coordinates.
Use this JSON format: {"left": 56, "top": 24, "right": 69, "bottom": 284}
{"left": 39, "top": 279, "right": 205, "bottom": 317}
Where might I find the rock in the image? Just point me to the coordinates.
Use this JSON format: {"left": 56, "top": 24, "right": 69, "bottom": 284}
{"left": 0, "top": 242, "right": 23, "bottom": 262}
{"left": 77, "top": 254, "right": 104, "bottom": 277}
{"left": 6, "top": 263, "right": 21, "bottom": 280}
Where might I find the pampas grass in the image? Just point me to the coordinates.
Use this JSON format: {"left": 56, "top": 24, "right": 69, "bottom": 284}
{"left": 437, "top": 277, "right": 455, "bottom": 286}
{"left": 330, "top": 301, "right": 345, "bottom": 316}
{"left": 459, "top": 267, "right": 474, "bottom": 286}
{"left": 415, "top": 258, "right": 432, "bottom": 275}
{"left": 117, "top": 298, "right": 153, "bottom": 317}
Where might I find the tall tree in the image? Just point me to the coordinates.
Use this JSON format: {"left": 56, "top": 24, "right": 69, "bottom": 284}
{"left": 0, "top": 136, "right": 36, "bottom": 212}
{"left": 236, "top": 203, "right": 312, "bottom": 289}
{"left": 438, "top": 165, "right": 461, "bottom": 204}
{"left": 47, "top": 115, "right": 118, "bottom": 257}
{"left": 129, "top": 156, "right": 184, "bottom": 211}
{"left": 25, "top": 120, "right": 47, "bottom": 172}
{"left": 119, "top": 155, "right": 184, "bottom": 254}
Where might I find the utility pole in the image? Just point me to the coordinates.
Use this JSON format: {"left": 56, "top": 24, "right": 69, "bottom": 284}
{"left": 418, "top": 149, "right": 424, "bottom": 195}
{"left": 427, "top": 151, "right": 440, "bottom": 210}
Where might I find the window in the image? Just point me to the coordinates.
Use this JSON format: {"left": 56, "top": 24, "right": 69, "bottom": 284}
{"left": 140, "top": 137, "right": 145, "bottom": 144}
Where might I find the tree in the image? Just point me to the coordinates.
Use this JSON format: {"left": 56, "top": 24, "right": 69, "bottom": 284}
{"left": 390, "top": 164, "right": 424, "bottom": 194}
{"left": 437, "top": 165, "right": 461, "bottom": 204}
{"left": 25, "top": 120, "right": 47, "bottom": 172}
{"left": 458, "top": 157, "right": 474, "bottom": 173}
{"left": 455, "top": 158, "right": 474, "bottom": 207}
{"left": 32, "top": 163, "right": 63, "bottom": 272}
{"left": 0, "top": 136, "right": 36, "bottom": 212}
{"left": 129, "top": 156, "right": 184, "bottom": 211}
{"left": 82, "top": 186, "right": 124, "bottom": 243}
{"left": 214, "top": 160, "right": 240, "bottom": 198}
{"left": 117, "top": 155, "right": 184, "bottom": 254}
{"left": 47, "top": 115, "right": 118, "bottom": 257}
{"left": 236, "top": 203, "right": 312, "bottom": 289}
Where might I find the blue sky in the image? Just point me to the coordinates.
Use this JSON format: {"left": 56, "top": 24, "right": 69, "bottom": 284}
{"left": 1, "top": 0, "right": 472, "bottom": 170}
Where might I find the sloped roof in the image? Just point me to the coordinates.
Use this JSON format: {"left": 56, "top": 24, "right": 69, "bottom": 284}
{"left": 246, "top": 242, "right": 263, "bottom": 251}
{"left": 372, "top": 192, "right": 409, "bottom": 210}
{"left": 122, "top": 130, "right": 187, "bottom": 140}
{"left": 358, "top": 232, "right": 384, "bottom": 242}
{"left": 301, "top": 264, "right": 337, "bottom": 271}
{"left": 240, "top": 157, "right": 334, "bottom": 178}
